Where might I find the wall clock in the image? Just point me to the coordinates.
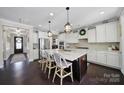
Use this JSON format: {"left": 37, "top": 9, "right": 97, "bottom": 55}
{"left": 79, "top": 29, "right": 86, "bottom": 36}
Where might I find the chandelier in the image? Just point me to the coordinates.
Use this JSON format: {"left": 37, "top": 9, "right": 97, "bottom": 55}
{"left": 47, "top": 21, "right": 53, "bottom": 37}
{"left": 64, "top": 7, "right": 72, "bottom": 33}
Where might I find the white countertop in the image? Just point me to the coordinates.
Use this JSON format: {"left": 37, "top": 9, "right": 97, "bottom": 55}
{"left": 88, "top": 49, "right": 121, "bottom": 54}
{"left": 46, "top": 49, "right": 88, "bottom": 61}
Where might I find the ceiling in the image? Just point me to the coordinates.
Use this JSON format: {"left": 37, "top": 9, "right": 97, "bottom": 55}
{"left": 0, "top": 7, "right": 123, "bottom": 33}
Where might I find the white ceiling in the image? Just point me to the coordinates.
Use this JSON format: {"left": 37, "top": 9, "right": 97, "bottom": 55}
{"left": 0, "top": 7, "right": 123, "bottom": 33}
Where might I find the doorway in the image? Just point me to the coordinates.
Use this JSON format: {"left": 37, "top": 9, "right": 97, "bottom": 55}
{"left": 14, "top": 37, "right": 23, "bottom": 54}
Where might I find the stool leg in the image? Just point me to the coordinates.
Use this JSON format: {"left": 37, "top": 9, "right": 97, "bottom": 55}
{"left": 48, "top": 62, "right": 51, "bottom": 79}
{"left": 44, "top": 61, "right": 47, "bottom": 73}
{"left": 52, "top": 66, "right": 57, "bottom": 83}
{"left": 60, "top": 68, "right": 63, "bottom": 85}
{"left": 41, "top": 63, "right": 44, "bottom": 70}
{"left": 70, "top": 65, "right": 74, "bottom": 82}
{"left": 40, "top": 63, "right": 42, "bottom": 67}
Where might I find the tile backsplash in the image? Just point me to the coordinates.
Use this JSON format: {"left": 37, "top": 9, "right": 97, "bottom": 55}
{"left": 67, "top": 39, "right": 120, "bottom": 51}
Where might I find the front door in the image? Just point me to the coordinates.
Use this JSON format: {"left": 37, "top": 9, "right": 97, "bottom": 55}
{"left": 14, "top": 37, "right": 23, "bottom": 54}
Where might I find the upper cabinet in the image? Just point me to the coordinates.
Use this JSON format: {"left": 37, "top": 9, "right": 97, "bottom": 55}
{"left": 33, "top": 31, "right": 38, "bottom": 43}
{"left": 88, "top": 21, "right": 120, "bottom": 43}
{"left": 88, "top": 28, "right": 96, "bottom": 43}
{"left": 106, "top": 22, "right": 120, "bottom": 42}
{"left": 96, "top": 24, "right": 106, "bottom": 42}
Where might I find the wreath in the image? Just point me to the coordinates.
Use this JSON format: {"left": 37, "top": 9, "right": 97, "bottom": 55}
{"left": 79, "top": 29, "right": 86, "bottom": 36}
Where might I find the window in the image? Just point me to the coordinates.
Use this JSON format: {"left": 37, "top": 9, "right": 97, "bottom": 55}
{"left": 16, "top": 37, "right": 22, "bottom": 49}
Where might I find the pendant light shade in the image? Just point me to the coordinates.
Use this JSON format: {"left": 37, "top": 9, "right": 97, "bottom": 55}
{"left": 48, "top": 31, "right": 52, "bottom": 37}
{"left": 64, "top": 7, "right": 72, "bottom": 33}
{"left": 48, "top": 21, "right": 53, "bottom": 37}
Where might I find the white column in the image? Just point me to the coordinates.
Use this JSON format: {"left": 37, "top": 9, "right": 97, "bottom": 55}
{"left": 28, "top": 28, "right": 34, "bottom": 62}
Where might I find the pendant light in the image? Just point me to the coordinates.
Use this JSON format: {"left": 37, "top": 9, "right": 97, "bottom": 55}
{"left": 64, "top": 7, "right": 72, "bottom": 33}
{"left": 47, "top": 21, "right": 53, "bottom": 37}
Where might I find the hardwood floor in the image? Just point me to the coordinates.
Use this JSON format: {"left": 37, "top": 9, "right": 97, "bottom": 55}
{"left": 0, "top": 60, "right": 124, "bottom": 85}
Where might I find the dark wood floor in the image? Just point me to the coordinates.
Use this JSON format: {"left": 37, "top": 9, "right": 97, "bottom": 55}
{"left": 0, "top": 60, "right": 124, "bottom": 85}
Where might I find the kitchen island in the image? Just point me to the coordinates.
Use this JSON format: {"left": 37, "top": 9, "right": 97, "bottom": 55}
{"left": 46, "top": 49, "right": 88, "bottom": 82}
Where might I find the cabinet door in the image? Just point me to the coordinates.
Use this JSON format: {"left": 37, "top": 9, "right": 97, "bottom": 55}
{"left": 96, "top": 24, "right": 106, "bottom": 42}
{"left": 106, "top": 54, "right": 120, "bottom": 68}
{"left": 88, "top": 28, "right": 96, "bottom": 43}
{"left": 106, "top": 22, "right": 119, "bottom": 42}
{"left": 33, "top": 32, "right": 38, "bottom": 43}
{"left": 97, "top": 52, "right": 106, "bottom": 64}
{"left": 87, "top": 51, "right": 97, "bottom": 62}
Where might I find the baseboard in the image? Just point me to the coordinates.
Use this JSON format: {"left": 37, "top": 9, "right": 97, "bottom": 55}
{"left": 88, "top": 61, "right": 121, "bottom": 70}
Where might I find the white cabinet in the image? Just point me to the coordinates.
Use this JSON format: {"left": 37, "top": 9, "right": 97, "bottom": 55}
{"left": 106, "top": 22, "right": 120, "bottom": 42}
{"left": 94, "top": 21, "right": 120, "bottom": 43}
{"left": 33, "top": 32, "right": 38, "bottom": 43}
{"left": 58, "top": 33, "right": 65, "bottom": 41}
{"left": 87, "top": 50, "right": 97, "bottom": 62}
{"left": 106, "top": 52, "right": 120, "bottom": 68}
{"left": 88, "top": 50, "right": 121, "bottom": 69}
{"left": 88, "top": 28, "right": 96, "bottom": 43}
{"left": 96, "top": 24, "right": 106, "bottom": 42}
{"left": 97, "top": 51, "right": 107, "bottom": 64}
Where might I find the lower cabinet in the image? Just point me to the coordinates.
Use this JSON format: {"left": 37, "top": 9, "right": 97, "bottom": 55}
{"left": 87, "top": 51, "right": 121, "bottom": 69}
{"left": 106, "top": 53, "right": 120, "bottom": 68}
{"left": 97, "top": 52, "right": 106, "bottom": 64}
{"left": 87, "top": 51, "right": 97, "bottom": 62}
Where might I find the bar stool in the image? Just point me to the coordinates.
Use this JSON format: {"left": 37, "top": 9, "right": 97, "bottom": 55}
{"left": 52, "top": 52, "right": 73, "bottom": 85}
{"left": 38, "top": 50, "right": 47, "bottom": 71}
{"left": 44, "top": 51, "right": 56, "bottom": 79}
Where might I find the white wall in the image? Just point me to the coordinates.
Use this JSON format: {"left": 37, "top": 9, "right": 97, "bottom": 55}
{"left": 0, "top": 22, "right": 3, "bottom": 68}
{"left": 120, "top": 13, "right": 124, "bottom": 74}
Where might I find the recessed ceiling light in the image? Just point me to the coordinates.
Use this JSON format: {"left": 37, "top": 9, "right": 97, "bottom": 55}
{"left": 38, "top": 25, "right": 42, "bottom": 27}
{"left": 49, "top": 12, "right": 54, "bottom": 16}
{"left": 100, "top": 11, "right": 105, "bottom": 15}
